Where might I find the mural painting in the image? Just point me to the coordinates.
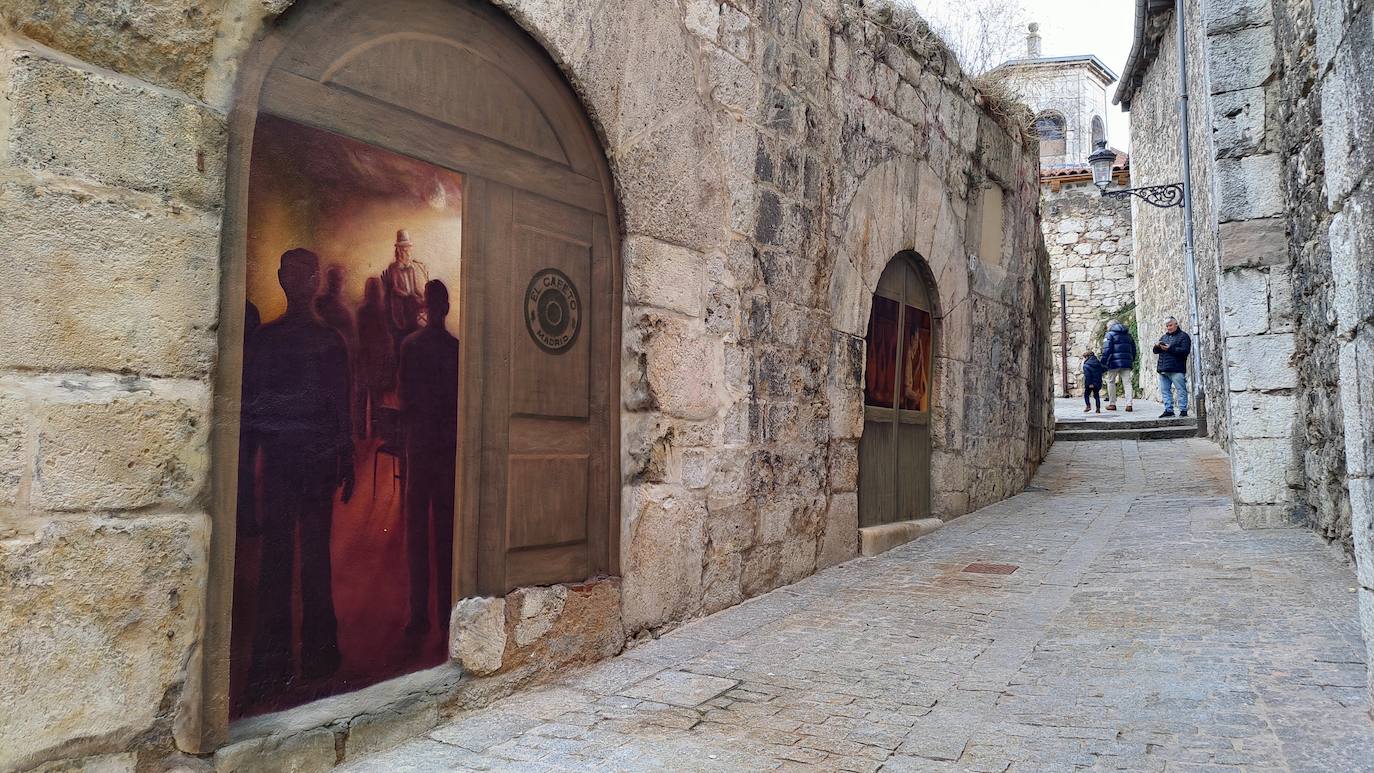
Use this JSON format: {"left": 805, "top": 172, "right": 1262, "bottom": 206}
{"left": 864, "top": 296, "right": 901, "bottom": 407}
{"left": 231, "top": 114, "right": 462, "bottom": 718}
{"left": 901, "top": 306, "right": 932, "bottom": 412}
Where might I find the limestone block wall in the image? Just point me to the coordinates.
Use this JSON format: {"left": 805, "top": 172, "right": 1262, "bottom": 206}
{"left": 1301, "top": 0, "right": 1374, "bottom": 703}
{"left": 1125, "top": 0, "right": 1230, "bottom": 445}
{"left": 1271, "top": 0, "right": 1348, "bottom": 544}
{"left": 1199, "top": 0, "right": 1304, "bottom": 528}
{"left": 0, "top": 0, "right": 1050, "bottom": 769}
{"left": 1042, "top": 180, "right": 1135, "bottom": 394}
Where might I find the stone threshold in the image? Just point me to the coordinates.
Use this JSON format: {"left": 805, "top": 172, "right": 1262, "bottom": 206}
{"left": 858, "top": 517, "right": 944, "bottom": 557}
{"left": 226, "top": 663, "right": 461, "bottom": 745}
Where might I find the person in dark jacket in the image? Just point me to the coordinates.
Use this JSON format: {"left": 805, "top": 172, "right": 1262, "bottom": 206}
{"left": 1153, "top": 316, "right": 1192, "bottom": 418}
{"left": 1100, "top": 319, "right": 1137, "bottom": 412}
{"left": 1081, "top": 350, "right": 1106, "bottom": 413}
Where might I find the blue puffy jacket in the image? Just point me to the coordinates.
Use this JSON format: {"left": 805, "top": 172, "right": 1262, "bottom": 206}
{"left": 1154, "top": 329, "right": 1192, "bottom": 373}
{"left": 1100, "top": 322, "right": 1137, "bottom": 371}
{"left": 1081, "top": 354, "right": 1106, "bottom": 388}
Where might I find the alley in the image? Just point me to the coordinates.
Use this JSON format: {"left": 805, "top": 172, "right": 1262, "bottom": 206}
{"left": 344, "top": 439, "right": 1374, "bottom": 772}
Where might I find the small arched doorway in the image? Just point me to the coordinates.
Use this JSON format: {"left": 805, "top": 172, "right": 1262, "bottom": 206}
{"left": 203, "top": 0, "right": 620, "bottom": 732}
{"left": 858, "top": 252, "right": 936, "bottom": 528}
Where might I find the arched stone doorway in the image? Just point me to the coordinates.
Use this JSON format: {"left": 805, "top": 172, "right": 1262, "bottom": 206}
{"left": 858, "top": 252, "right": 937, "bottom": 531}
{"left": 200, "top": 0, "right": 620, "bottom": 738}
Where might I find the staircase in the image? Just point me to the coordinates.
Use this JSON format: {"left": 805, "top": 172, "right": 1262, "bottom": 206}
{"left": 1054, "top": 414, "right": 1199, "bottom": 442}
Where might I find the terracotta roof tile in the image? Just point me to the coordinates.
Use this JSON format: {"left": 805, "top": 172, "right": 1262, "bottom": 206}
{"left": 1039, "top": 149, "right": 1129, "bottom": 179}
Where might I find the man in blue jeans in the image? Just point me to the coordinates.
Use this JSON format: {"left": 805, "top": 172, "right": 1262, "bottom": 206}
{"left": 1152, "top": 316, "right": 1192, "bottom": 418}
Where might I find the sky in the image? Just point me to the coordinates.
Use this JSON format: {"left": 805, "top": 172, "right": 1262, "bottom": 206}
{"left": 903, "top": 0, "right": 1138, "bottom": 149}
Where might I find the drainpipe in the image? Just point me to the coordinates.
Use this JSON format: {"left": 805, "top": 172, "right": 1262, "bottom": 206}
{"left": 1175, "top": 0, "right": 1207, "bottom": 432}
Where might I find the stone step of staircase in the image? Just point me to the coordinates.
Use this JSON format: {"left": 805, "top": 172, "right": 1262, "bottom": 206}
{"left": 1054, "top": 424, "right": 1199, "bottom": 442}
{"left": 1055, "top": 417, "right": 1197, "bottom": 432}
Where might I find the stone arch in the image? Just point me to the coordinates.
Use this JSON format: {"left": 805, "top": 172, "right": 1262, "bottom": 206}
{"left": 1091, "top": 115, "right": 1106, "bottom": 146}
{"left": 1034, "top": 110, "right": 1067, "bottom": 157}
{"left": 828, "top": 159, "right": 965, "bottom": 361}
{"left": 824, "top": 158, "right": 969, "bottom": 557}
{"left": 194, "top": 0, "right": 623, "bottom": 748}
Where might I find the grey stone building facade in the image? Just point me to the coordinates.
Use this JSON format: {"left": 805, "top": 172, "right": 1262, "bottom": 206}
{"left": 0, "top": 0, "right": 1052, "bottom": 769}
{"left": 1116, "top": 0, "right": 1374, "bottom": 702}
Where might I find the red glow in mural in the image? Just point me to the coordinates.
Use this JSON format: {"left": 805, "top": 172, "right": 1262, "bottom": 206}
{"left": 864, "top": 296, "right": 900, "bottom": 408}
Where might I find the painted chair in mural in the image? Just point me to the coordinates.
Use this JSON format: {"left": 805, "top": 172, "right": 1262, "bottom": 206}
{"left": 370, "top": 405, "right": 405, "bottom": 502}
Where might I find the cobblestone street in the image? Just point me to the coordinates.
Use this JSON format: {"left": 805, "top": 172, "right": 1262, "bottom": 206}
{"left": 345, "top": 439, "right": 1374, "bottom": 772}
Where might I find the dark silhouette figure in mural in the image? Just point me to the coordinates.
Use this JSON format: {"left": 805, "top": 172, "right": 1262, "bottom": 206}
{"left": 356, "top": 276, "right": 396, "bottom": 437}
{"left": 398, "top": 279, "right": 458, "bottom": 636}
{"left": 382, "top": 229, "right": 430, "bottom": 349}
{"left": 240, "top": 248, "right": 355, "bottom": 700}
{"left": 316, "top": 264, "right": 361, "bottom": 434}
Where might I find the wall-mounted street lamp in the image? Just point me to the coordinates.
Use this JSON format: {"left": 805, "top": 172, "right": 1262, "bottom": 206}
{"left": 1088, "top": 140, "right": 1184, "bottom": 208}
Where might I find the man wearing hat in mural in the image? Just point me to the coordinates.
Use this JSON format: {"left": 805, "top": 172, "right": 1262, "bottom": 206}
{"left": 382, "top": 228, "right": 430, "bottom": 346}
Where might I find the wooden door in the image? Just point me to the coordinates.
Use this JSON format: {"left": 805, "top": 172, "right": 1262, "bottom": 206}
{"left": 469, "top": 183, "right": 615, "bottom": 594}
{"left": 858, "top": 256, "right": 934, "bottom": 527}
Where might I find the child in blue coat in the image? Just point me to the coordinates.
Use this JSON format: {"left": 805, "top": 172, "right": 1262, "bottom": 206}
{"left": 1081, "top": 350, "right": 1106, "bottom": 413}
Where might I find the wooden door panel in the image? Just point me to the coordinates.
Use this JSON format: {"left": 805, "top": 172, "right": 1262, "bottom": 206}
{"left": 475, "top": 187, "right": 606, "bottom": 594}
{"left": 859, "top": 254, "right": 936, "bottom": 529}
{"left": 258, "top": 71, "right": 605, "bottom": 215}
{"left": 274, "top": 0, "right": 603, "bottom": 180}
{"left": 327, "top": 39, "right": 569, "bottom": 165}
{"left": 858, "top": 419, "right": 896, "bottom": 528}
{"left": 510, "top": 222, "right": 591, "bottom": 419}
{"left": 897, "top": 423, "right": 931, "bottom": 521}
{"left": 506, "top": 454, "right": 588, "bottom": 549}
{"left": 504, "top": 543, "right": 590, "bottom": 589}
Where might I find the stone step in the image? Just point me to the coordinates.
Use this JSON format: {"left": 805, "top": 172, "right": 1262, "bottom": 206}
{"left": 1055, "top": 417, "right": 1197, "bottom": 432}
{"left": 1054, "top": 425, "right": 1201, "bottom": 442}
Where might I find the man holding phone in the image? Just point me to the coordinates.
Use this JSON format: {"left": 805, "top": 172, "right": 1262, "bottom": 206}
{"left": 1154, "top": 316, "right": 1192, "bottom": 418}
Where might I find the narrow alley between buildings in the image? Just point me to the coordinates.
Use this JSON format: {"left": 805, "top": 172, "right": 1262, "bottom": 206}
{"left": 343, "top": 439, "right": 1374, "bottom": 772}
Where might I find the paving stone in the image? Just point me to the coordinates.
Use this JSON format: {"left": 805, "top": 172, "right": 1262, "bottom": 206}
{"left": 344, "top": 439, "right": 1374, "bottom": 771}
{"left": 619, "top": 670, "right": 740, "bottom": 708}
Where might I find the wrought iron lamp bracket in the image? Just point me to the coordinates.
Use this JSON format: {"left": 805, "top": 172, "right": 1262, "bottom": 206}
{"left": 1100, "top": 183, "right": 1185, "bottom": 208}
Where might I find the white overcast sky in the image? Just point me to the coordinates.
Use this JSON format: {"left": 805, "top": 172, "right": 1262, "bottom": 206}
{"left": 904, "top": 0, "right": 1138, "bottom": 150}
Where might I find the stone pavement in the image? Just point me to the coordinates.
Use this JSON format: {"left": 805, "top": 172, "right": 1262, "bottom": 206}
{"left": 343, "top": 439, "right": 1374, "bottom": 772}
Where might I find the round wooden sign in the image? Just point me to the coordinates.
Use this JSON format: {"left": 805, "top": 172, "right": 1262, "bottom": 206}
{"left": 524, "top": 268, "right": 581, "bottom": 353}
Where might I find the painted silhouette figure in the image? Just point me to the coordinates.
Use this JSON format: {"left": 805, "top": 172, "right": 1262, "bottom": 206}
{"left": 240, "top": 248, "right": 354, "bottom": 699}
{"left": 315, "top": 264, "right": 360, "bottom": 434}
{"left": 356, "top": 276, "right": 397, "bottom": 435}
{"left": 397, "top": 279, "right": 458, "bottom": 636}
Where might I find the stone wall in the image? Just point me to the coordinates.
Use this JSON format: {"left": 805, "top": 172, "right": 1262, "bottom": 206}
{"left": 1042, "top": 179, "right": 1135, "bottom": 394}
{"left": 1272, "top": 0, "right": 1348, "bottom": 544}
{"left": 0, "top": 0, "right": 1050, "bottom": 769}
{"left": 1201, "top": 0, "right": 1306, "bottom": 529}
{"left": 1124, "top": 0, "right": 1230, "bottom": 445}
{"left": 1301, "top": 0, "right": 1374, "bottom": 704}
